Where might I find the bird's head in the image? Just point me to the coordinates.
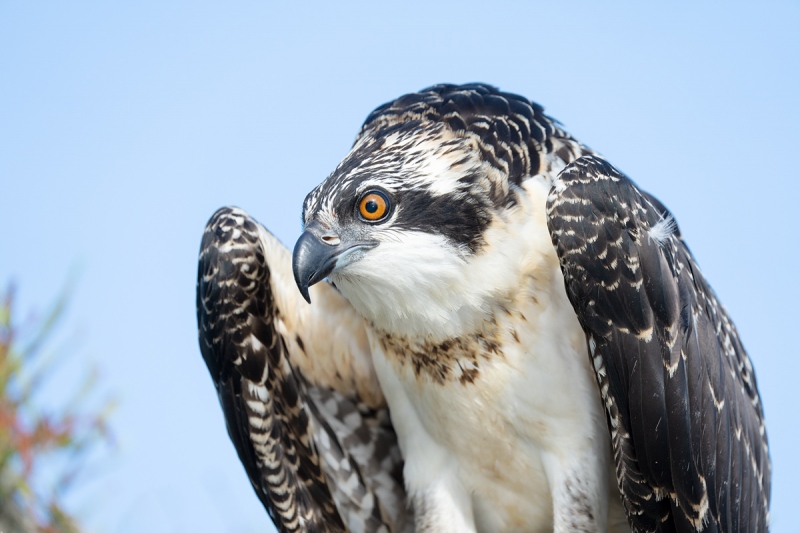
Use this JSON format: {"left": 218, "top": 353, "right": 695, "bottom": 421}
{"left": 292, "top": 84, "right": 572, "bottom": 340}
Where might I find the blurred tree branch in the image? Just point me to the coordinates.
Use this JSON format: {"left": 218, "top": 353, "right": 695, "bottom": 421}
{"left": 0, "top": 283, "right": 114, "bottom": 533}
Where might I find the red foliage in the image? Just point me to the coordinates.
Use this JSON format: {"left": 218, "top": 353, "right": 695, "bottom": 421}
{"left": 0, "top": 285, "right": 113, "bottom": 533}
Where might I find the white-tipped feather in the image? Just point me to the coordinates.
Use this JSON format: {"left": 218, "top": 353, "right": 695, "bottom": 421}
{"left": 649, "top": 214, "right": 677, "bottom": 246}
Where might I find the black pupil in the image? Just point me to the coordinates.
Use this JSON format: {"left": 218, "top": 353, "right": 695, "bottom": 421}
{"left": 365, "top": 199, "right": 379, "bottom": 213}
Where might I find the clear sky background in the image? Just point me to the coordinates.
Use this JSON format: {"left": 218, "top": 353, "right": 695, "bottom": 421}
{"left": 1, "top": 2, "right": 798, "bottom": 531}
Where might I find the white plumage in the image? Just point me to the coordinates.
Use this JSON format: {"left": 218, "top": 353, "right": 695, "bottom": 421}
{"left": 354, "top": 175, "right": 627, "bottom": 531}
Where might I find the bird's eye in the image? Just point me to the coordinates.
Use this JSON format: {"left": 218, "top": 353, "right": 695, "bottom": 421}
{"left": 358, "top": 191, "right": 390, "bottom": 222}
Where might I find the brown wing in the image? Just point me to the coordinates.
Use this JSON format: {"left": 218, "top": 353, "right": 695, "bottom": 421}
{"left": 197, "top": 207, "right": 410, "bottom": 532}
{"left": 547, "top": 156, "right": 770, "bottom": 532}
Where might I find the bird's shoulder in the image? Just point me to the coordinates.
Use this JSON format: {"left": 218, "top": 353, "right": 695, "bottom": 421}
{"left": 197, "top": 206, "right": 411, "bottom": 533}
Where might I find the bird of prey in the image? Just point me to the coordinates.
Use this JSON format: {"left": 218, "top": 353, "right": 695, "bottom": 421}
{"left": 197, "top": 83, "right": 770, "bottom": 532}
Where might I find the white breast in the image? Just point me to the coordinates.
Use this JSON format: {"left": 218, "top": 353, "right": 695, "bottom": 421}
{"left": 369, "top": 255, "right": 619, "bottom": 531}
{"left": 320, "top": 172, "right": 629, "bottom": 531}
{"left": 362, "top": 178, "right": 628, "bottom": 532}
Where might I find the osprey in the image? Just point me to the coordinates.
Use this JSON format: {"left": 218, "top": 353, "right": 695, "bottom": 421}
{"left": 197, "top": 84, "right": 770, "bottom": 532}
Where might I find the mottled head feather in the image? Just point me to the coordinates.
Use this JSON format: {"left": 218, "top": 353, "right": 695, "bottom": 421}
{"left": 303, "top": 83, "right": 586, "bottom": 253}
{"left": 360, "top": 83, "right": 558, "bottom": 188}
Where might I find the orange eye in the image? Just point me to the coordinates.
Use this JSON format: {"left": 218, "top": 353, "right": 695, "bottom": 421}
{"left": 358, "top": 191, "right": 390, "bottom": 221}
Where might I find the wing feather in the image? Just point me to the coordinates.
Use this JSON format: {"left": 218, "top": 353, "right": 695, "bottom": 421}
{"left": 197, "top": 207, "right": 410, "bottom": 532}
{"left": 547, "top": 156, "right": 770, "bottom": 533}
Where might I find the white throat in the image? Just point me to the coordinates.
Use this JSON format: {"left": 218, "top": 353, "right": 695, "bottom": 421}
{"left": 329, "top": 176, "right": 557, "bottom": 343}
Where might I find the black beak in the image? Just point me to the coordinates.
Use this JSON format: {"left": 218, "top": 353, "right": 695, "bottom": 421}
{"left": 292, "top": 223, "right": 338, "bottom": 304}
{"left": 292, "top": 222, "right": 377, "bottom": 304}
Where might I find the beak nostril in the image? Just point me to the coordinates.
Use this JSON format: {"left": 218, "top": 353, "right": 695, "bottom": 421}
{"left": 321, "top": 235, "right": 341, "bottom": 246}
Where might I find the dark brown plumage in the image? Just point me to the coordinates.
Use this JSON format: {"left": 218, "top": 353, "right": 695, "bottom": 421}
{"left": 547, "top": 156, "right": 770, "bottom": 532}
{"left": 197, "top": 207, "right": 408, "bottom": 533}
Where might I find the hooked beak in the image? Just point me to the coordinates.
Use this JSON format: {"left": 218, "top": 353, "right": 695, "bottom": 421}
{"left": 292, "top": 221, "right": 377, "bottom": 304}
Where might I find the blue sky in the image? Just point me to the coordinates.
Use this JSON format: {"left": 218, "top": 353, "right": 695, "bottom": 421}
{"left": 1, "top": 2, "right": 798, "bottom": 531}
